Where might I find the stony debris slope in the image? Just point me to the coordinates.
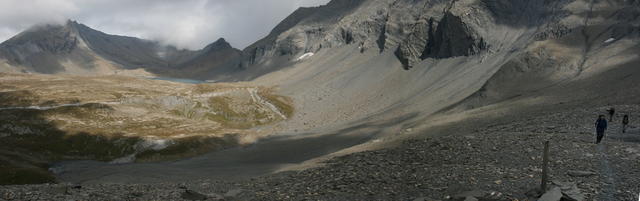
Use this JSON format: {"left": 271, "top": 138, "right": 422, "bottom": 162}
{"left": 2, "top": 105, "right": 639, "bottom": 200}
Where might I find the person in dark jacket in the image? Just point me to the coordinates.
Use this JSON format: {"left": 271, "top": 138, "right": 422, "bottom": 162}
{"left": 606, "top": 107, "right": 615, "bottom": 121}
{"left": 622, "top": 115, "right": 629, "bottom": 133}
{"left": 595, "top": 115, "right": 608, "bottom": 144}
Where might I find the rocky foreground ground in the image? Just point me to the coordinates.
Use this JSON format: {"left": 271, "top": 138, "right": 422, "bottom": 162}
{"left": 1, "top": 105, "right": 640, "bottom": 201}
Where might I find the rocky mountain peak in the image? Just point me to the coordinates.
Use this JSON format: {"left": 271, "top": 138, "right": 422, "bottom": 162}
{"left": 203, "top": 38, "right": 233, "bottom": 52}
{"left": 1, "top": 21, "right": 79, "bottom": 54}
{"left": 64, "top": 19, "right": 80, "bottom": 28}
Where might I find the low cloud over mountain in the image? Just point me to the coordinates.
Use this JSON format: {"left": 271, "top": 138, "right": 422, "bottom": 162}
{"left": 0, "top": 0, "right": 330, "bottom": 50}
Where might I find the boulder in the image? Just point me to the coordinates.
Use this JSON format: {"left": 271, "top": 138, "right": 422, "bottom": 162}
{"left": 537, "top": 187, "right": 562, "bottom": 201}
{"left": 224, "top": 188, "right": 244, "bottom": 197}
{"left": 181, "top": 190, "right": 208, "bottom": 200}
{"left": 464, "top": 196, "right": 479, "bottom": 201}
{"left": 553, "top": 181, "right": 585, "bottom": 201}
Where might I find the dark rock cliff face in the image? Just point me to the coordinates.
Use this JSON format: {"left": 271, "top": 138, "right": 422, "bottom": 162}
{"left": 394, "top": 18, "right": 431, "bottom": 69}
{"left": 421, "top": 12, "right": 486, "bottom": 60}
{"left": 235, "top": 0, "right": 493, "bottom": 72}
{"left": 394, "top": 12, "right": 486, "bottom": 69}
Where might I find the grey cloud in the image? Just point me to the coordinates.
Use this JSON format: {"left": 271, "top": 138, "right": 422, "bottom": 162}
{"left": 0, "top": 0, "right": 331, "bottom": 50}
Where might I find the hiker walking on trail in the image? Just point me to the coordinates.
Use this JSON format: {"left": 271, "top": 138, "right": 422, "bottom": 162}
{"left": 595, "top": 115, "right": 608, "bottom": 144}
{"left": 607, "top": 107, "right": 615, "bottom": 121}
{"left": 622, "top": 115, "right": 629, "bottom": 133}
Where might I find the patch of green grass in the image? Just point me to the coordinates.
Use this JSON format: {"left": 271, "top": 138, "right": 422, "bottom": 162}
{"left": 254, "top": 109, "right": 269, "bottom": 119}
{"left": 135, "top": 135, "right": 239, "bottom": 162}
{"left": 2, "top": 132, "right": 140, "bottom": 162}
{"left": 0, "top": 122, "right": 141, "bottom": 185}
{"left": 0, "top": 90, "right": 40, "bottom": 107}
{"left": 193, "top": 84, "right": 227, "bottom": 94}
{"left": 205, "top": 113, "right": 256, "bottom": 129}
{"left": 0, "top": 154, "right": 55, "bottom": 185}
{"left": 2, "top": 109, "right": 135, "bottom": 160}
{"left": 0, "top": 165, "right": 56, "bottom": 185}
{"left": 206, "top": 97, "right": 257, "bottom": 129}
{"left": 47, "top": 103, "right": 114, "bottom": 119}
{"left": 111, "top": 92, "right": 124, "bottom": 99}
{"left": 258, "top": 89, "right": 294, "bottom": 118}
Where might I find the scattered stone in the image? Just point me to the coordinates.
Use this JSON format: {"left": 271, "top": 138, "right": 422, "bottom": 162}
{"left": 537, "top": 187, "right": 562, "bottom": 201}
{"left": 224, "top": 188, "right": 243, "bottom": 197}
{"left": 463, "top": 196, "right": 479, "bottom": 201}
{"left": 453, "top": 190, "right": 487, "bottom": 200}
{"left": 129, "top": 191, "right": 144, "bottom": 197}
{"left": 2, "top": 106, "right": 640, "bottom": 200}
{"left": 181, "top": 190, "right": 208, "bottom": 200}
{"left": 553, "top": 181, "right": 585, "bottom": 201}
{"left": 526, "top": 187, "right": 543, "bottom": 198}
{"left": 567, "top": 170, "right": 597, "bottom": 177}
{"left": 48, "top": 185, "right": 70, "bottom": 195}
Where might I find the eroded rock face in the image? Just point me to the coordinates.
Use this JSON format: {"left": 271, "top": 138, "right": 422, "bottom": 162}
{"left": 0, "top": 24, "right": 78, "bottom": 56}
{"left": 0, "top": 0, "right": 606, "bottom": 79}
{"left": 0, "top": 23, "right": 85, "bottom": 73}
{"left": 422, "top": 12, "right": 487, "bottom": 60}
{"left": 394, "top": 18, "right": 432, "bottom": 69}
{"left": 240, "top": 0, "right": 365, "bottom": 68}
{"left": 394, "top": 11, "right": 488, "bottom": 69}
{"left": 238, "top": 0, "right": 492, "bottom": 71}
{"left": 234, "top": 0, "right": 582, "bottom": 72}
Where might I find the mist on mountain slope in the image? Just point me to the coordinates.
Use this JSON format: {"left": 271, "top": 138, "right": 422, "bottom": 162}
{"left": 0, "top": 0, "right": 331, "bottom": 50}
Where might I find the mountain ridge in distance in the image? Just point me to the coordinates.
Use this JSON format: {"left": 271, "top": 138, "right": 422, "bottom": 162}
{"left": 0, "top": 20, "right": 241, "bottom": 79}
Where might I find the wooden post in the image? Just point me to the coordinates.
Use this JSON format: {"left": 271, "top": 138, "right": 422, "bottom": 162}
{"left": 541, "top": 140, "right": 550, "bottom": 191}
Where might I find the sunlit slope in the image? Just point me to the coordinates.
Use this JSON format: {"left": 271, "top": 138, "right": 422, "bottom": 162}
{"left": 0, "top": 73, "right": 292, "bottom": 184}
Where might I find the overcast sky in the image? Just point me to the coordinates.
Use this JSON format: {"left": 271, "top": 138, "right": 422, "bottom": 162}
{"left": 0, "top": 0, "right": 331, "bottom": 50}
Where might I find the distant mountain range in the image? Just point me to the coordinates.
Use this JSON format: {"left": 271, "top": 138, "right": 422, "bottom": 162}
{"left": 0, "top": 0, "right": 401, "bottom": 81}
{"left": 0, "top": 20, "right": 241, "bottom": 80}
{"left": 1, "top": 0, "right": 639, "bottom": 86}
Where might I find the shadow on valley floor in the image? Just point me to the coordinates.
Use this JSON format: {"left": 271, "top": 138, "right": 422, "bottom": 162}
{"left": 0, "top": 103, "right": 139, "bottom": 185}
{"left": 0, "top": 90, "right": 40, "bottom": 107}
{"left": 54, "top": 112, "right": 421, "bottom": 184}
{"left": 0, "top": 94, "right": 241, "bottom": 185}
